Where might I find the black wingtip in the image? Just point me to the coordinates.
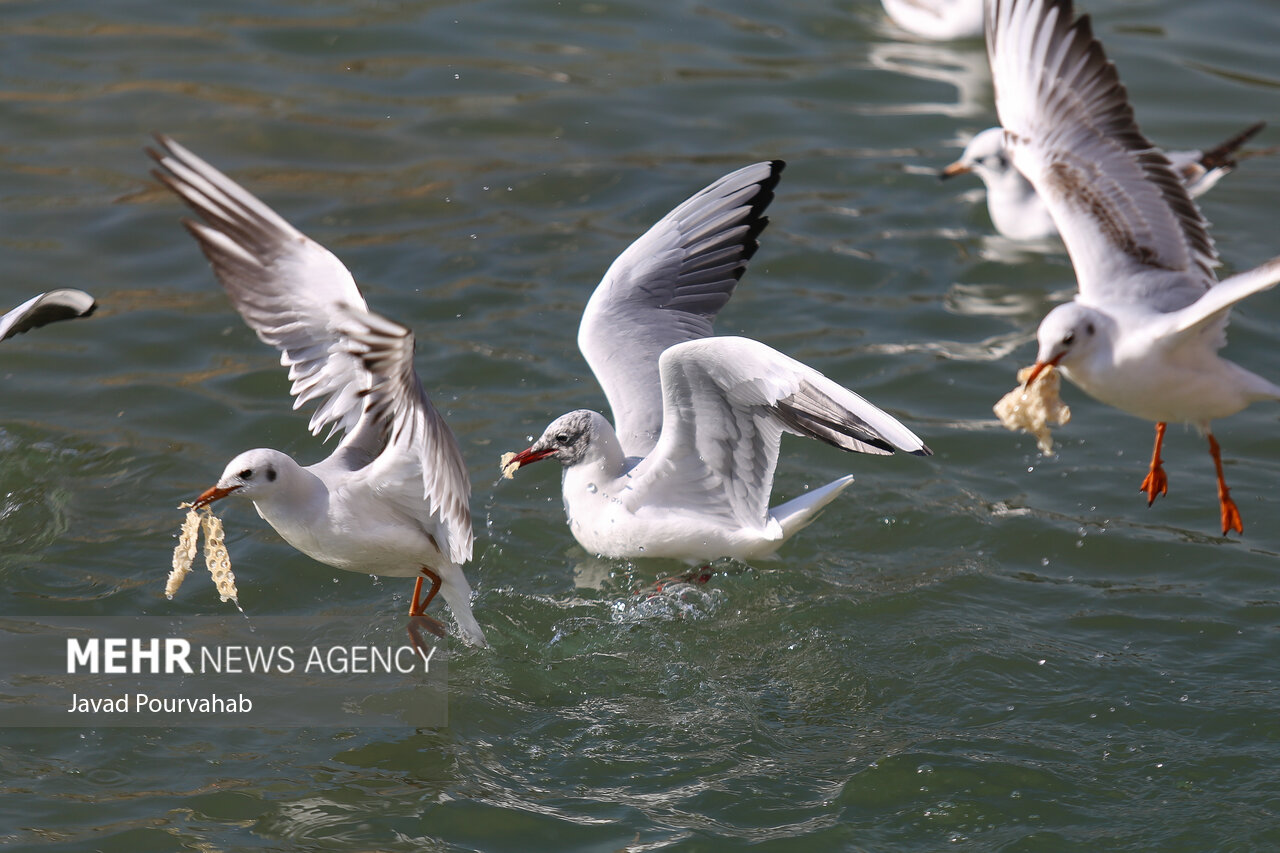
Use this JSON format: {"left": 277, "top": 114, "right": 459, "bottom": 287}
{"left": 911, "top": 444, "right": 934, "bottom": 457}
{"left": 774, "top": 395, "right": 897, "bottom": 457}
{"left": 145, "top": 132, "right": 176, "bottom": 164}
{"left": 733, "top": 160, "right": 786, "bottom": 271}
{"left": 1200, "top": 121, "right": 1267, "bottom": 171}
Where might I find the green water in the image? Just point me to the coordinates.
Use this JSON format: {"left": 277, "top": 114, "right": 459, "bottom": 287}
{"left": 4, "top": 0, "right": 1280, "bottom": 849}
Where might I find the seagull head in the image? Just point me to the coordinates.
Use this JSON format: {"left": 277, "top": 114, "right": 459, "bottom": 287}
{"left": 1028, "top": 302, "right": 1106, "bottom": 385}
{"left": 506, "top": 410, "right": 608, "bottom": 472}
{"left": 194, "top": 448, "right": 294, "bottom": 508}
{"left": 940, "top": 127, "right": 1010, "bottom": 182}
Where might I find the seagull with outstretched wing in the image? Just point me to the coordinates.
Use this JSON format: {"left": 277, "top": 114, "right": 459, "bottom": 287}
{"left": 988, "top": 0, "right": 1280, "bottom": 534}
{"left": 151, "top": 135, "right": 485, "bottom": 647}
{"left": 504, "top": 161, "right": 931, "bottom": 561}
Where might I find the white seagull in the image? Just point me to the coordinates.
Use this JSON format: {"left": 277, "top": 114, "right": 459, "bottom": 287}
{"left": 1, "top": 289, "right": 96, "bottom": 341}
{"left": 150, "top": 135, "right": 485, "bottom": 647}
{"left": 881, "top": 0, "right": 984, "bottom": 41}
{"left": 940, "top": 122, "right": 1265, "bottom": 241}
{"left": 503, "top": 161, "right": 931, "bottom": 561}
{"left": 987, "top": 0, "right": 1280, "bottom": 534}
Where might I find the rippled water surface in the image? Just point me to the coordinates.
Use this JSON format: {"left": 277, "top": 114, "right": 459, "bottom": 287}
{"left": 4, "top": 0, "right": 1280, "bottom": 849}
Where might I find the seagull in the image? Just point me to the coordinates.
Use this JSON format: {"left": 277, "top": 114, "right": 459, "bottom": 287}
{"left": 503, "top": 161, "right": 931, "bottom": 561}
{"left": 1, "top": 289, "right": 96, "bottom": 341}
{"left": 940, "top": 122, "right": 1266, "bottom": 241}
{"left": 149, "top": 135, "right": 485, "bottom": 647}
{"left": 881, "top": 0, "right": 984, "bottom": 40}
{"left": 987, "top": 0, "right": 1280, "bottom": 534}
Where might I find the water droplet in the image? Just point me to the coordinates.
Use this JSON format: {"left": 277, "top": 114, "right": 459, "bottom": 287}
{"left": 586, "top": 483, "right": 597, "bottom": 494}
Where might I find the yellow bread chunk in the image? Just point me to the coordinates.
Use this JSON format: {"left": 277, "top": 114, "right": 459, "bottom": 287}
{"left": 165, "top": 506, "right": 201, "bottom": 599}
{"left": 500, "top": 451, "right": 520, "bottom": 480}
{"left": 200, "top": 510, "right": 238, "bottom": 605}
{"left": 994, "top": 364, "right": 1071, "bottom": 454}
{"left": 164, "top": 503, "right": 238, "bottom": 605}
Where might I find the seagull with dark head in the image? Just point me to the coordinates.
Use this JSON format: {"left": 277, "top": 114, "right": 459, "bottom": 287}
{"left": 505, "top": 161, "right": 931, "bottom": 562}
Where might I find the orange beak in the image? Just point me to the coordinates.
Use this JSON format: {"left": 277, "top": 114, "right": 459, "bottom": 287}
{"left": 193, "top": 484, "right": 240, "bottom": 509}
{"left": 1023, "top": 354, "right": 1064, "bottom": 388}
{"left": 939, "top": 161, "right": 972, "bottom": 180}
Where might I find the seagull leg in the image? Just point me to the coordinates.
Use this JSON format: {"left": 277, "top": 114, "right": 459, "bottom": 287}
{"left": 407, "top": 567, "right": 447, "bottom": 655}
{"left": 1207, "top": 432, "right": 1243, "bottom": 535}
{"left": 1139, "top": 422, "right": 1170, "bottom": 506}
{"left": 644, "top": 565, "right": 714, "bottom": 596}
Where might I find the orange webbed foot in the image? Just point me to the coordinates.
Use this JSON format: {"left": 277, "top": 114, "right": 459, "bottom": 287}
{"left": 1140, "top": 422, "right": 1169, "bottom": 506}
{"left": 1219, "top": 490, "right": 1244, "bottom": 536}
{"left": 406, "top": 568, "right": 446, "bottom": 655}
{"left": 1207, "top": 432, "right": 1243, "bottom": 536}
{"left": 407, "top": 611, "right": 447, "bottom": 657}
{"left": 1139, "top": 463, "right": 1169, "bottom": 506}
{"left": 639, "top": 566, "right": 714, "bottom": 598}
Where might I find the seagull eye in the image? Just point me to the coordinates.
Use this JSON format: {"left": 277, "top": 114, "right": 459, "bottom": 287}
{"left": 238, "top": 469, "right": 253, "bottom": 480}
{"left": 1062, "top": 333, "right": 1075, "bottom": 346}
{"left": 555, "top": 433, "right": 570, "bottom": 445}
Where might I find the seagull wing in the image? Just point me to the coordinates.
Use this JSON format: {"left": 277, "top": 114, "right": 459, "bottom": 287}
{"left": 578, "top": 161, "right": 783, "bottom": 458}
{"left": 624, "top": 337, "right": 930, "bottom": 533}
{"left": 150, "top": 134, "right": 372, "bottom": 442}
{"left": 0, "top": 289, "right": 96, "bottom": 341}
{"left": 336, "top": 307, "right": 473, "bottom": 565}
{"left": 1169, "top": 256, "right": 1280, "bottom": 341}
{"left": 986, "top": 0, "right": 1217, "bottom": 312}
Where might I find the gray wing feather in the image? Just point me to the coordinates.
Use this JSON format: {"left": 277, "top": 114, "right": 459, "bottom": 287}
{"left": 626, "top": 337, "right": 928, "bottom": 532}
{"left": 0, "top": 289, "right": 96, "bottom": 341}
{"left": 337, "top": 307, "right": 474, "bottom": 565}
{"left": 150, "top": 134, "right": 371, "bottom": 441}
{"left": 578, "top": 161, "right": 783, "bottom": 457}
{"left": 987, "top": 0, "right": 1217, "bottom": 311}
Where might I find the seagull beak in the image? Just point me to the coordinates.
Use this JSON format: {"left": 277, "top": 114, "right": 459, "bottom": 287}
{"left": 939, "top": 161, "right": 971, "bottom": 181}
{"left": 193, "top": 484, "right": 240, "bottom": 509}
{"left": 1023, "top": 354, "right": 1064, "bottom": 388}
{"left": 510, "top": 446, "right": 557, "bottom": 468}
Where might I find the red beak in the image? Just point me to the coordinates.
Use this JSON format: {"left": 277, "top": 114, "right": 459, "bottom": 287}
{"left": 1024, "top": 354, "right": 1064, "bottom": 388}
{"left": 510, "top": 446, "right": 557, "bottom": 468}
{"left": 193, "top": 484, "right": 240, "bottom": 509}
